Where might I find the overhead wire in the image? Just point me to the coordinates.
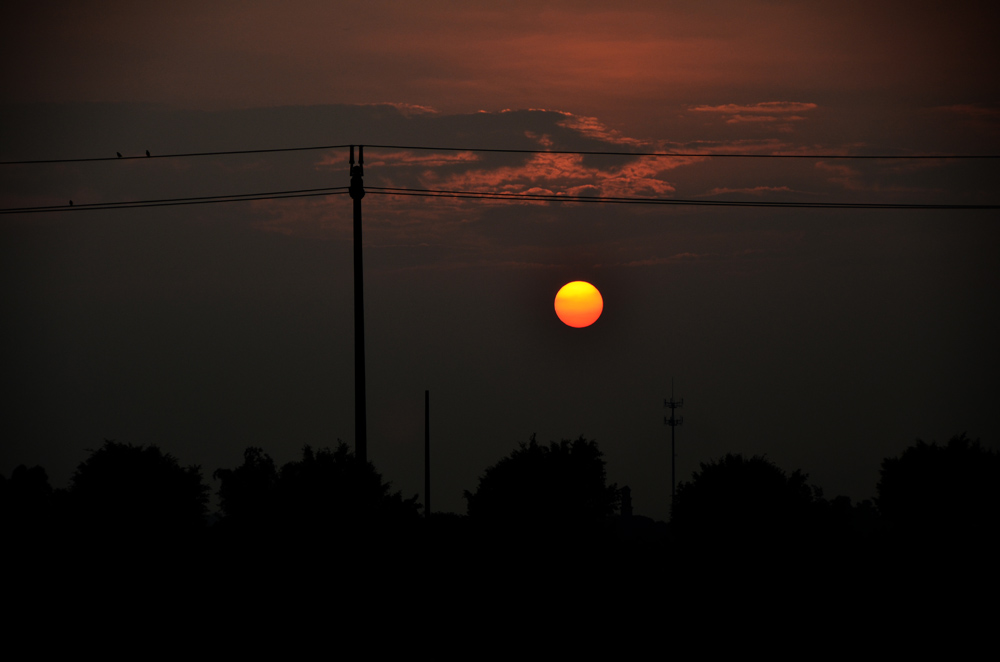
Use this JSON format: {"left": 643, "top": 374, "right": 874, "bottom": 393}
{"left": 2, "top": 141, "right": 996, "bottom": 213}
{"left": 2, "top": 143, "right": 998, "bottom": 166}
{"left": 365, "top": 187, "right": 998, "bottom": 210}
{"left": 0, "top": 187, "right": 349, "bottom": 214}
{"left": 0, "top": 144, "right": 353, "bottom": 166}
{"left": 363, "top": 144, "right": 1000, "bottom": 159}
{"left": 2, "top": 185, "right": 994, "bottom": 215}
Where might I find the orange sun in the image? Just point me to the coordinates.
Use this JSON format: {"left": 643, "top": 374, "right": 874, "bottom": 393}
{"left": 554, "top": 281, "right": 604, "bottom": 328}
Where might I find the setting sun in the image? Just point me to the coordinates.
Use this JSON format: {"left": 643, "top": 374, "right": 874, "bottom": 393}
{"left": 554, "top": 281, "right": 603, "bottom": 328}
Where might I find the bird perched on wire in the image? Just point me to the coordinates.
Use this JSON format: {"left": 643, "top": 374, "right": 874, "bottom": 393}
{"left": 117, "top": 152, "right": 122, "bottom": 158}
{"left": 146, "top": 150, "right": 150, "bottom": 157}
{"left": 69, "top": 200, "right": 73, "bottom": 206}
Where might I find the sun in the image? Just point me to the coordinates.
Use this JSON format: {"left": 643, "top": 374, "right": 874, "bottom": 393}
{"left": 554, "top": 281, "right": 603, "bottom": 328}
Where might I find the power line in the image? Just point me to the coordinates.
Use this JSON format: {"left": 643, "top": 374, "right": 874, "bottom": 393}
{"left": 366, "top": 186, "right": 998, "bottom": 210}
{"left": 3, "top": 143, "right": 998, "bottom": 166}
{"left": 365, "top": 144, "right": 1000, "bottom": 159}
{"left": 0, "top": 144, "right": 353, "bottom": 166}
{"left": 0, "top": 187, "right": 349, "bottom": 214}
{"left": 4, "top": 184, "right": 993, "bottom": 215}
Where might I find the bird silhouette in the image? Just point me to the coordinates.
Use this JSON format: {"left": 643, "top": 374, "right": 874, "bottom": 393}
{"left": 117, "top": 152, "right": 122, "bottom": 158}
{"left": 69, "top": 200, "right": 73, "bottom": 206}
{"left": 146, "top": 150, "right": 150, "bottom": 157}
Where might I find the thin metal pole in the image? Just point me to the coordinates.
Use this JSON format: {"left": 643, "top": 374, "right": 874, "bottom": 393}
{"left": 671, "top": 414, "right": 676, "bottom": 499}
{"left": 671, "top": 379, "right": 677, "bottom": 500}
{"left": 425, "top": 390, "right": 430, "bottom": 517}
{"left": 664, "top": 378, "right": 683, "bottom": 506}
{"left": 350, "top": 145, "right": 367, "bottom": 463}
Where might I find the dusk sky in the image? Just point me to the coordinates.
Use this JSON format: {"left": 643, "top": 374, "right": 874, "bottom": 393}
{"left": 3, "top": 1, "right": 998, "bottom": 520}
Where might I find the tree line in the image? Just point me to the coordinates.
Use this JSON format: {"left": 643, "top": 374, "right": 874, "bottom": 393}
{"left": 3, "top": 432, "right": 997, "bottom": 551}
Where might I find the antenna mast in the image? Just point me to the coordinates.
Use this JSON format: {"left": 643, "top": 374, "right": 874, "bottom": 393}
{"left": 664, "top": 378, "right": 684, "bottom": 507}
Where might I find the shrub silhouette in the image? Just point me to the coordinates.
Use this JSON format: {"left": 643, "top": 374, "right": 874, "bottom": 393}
{"left": 69, "top": 440, "right": 208, "bottom": 538}
{"left": 277, "top": 443, "right": 420, "bottom": 531}
{"left": 214, "top": 443, "right": 420, "bottom": 539}
{"left": 876, "top": 433, "right": 1000, "bottom": 540}
{"left": 464, "top": 435, "right": 619, "bottom": 534}
{"left": 213, "top": 447, "right": 278, "bottom": 528}
{"left": 1, "top": 464, "right": 56, "bottom": 537}
{"left": 671, "top": 453, "right": 816, "bottom": 540}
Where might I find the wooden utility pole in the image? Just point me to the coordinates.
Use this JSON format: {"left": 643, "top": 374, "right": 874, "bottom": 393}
{"left": 350, "top": 146, "right": 367, "bottom": 463}
{"left": 425, "top": 390, "right": 431, "bottom": 517}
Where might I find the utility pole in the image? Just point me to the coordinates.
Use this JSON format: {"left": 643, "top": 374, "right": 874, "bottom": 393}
{"left": 349, "top": 145, "right": 367, "bottom": 463}
{"left": 664, "top": 378, "right": 683, "bottom": 503}
{"left": 425, "top": 389, "right": 431, "bottom": 518}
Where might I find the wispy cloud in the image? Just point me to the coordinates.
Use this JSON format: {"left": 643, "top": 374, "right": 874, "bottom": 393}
{"left": 426, "top": 149, "right": 683, "bottom": 198}
{"left": 690, "top": 102, "right": 818, "bottom": 114}
{"left": 938, "top": 104, "right": 1000, "bottom": 120}
{"left": 815, "top": 161, "right": 932, "bottom": 194}
{"left": 614, "top": 248, "right": 767, "bottom": 268}
{"left": 250, "top": 197, "right": 351, "bottom": 240}
{"left": 815, "top": 161, "right": 863, "bottom": 190}
{"left": 315, "top": 150, "right": 480, "bottom": 169}
{"left": 358, "top": 102, "right": 439, "bottom": 117}
{"left": 725, "top": 114, "right": 808, "bottom": 124}
{"left": 415, "top": 121, "right": 694, "bottom": 197}
{"left": 554, "top": 112, "right": 648, "bottom": 147}
{"left": 702, "top": 186, "right": 795, "bottom": 196}
{"left": 659, "top": 138, "right": 799, "bottom": 155}
{"left": 689, "top": 102, "right": 817, "bottom": 128}
{"left": 620, "top": 252, "right": 714, "bottom": 267}
{"left": 936, "top": 104, "right": 1000, "bottom": 134}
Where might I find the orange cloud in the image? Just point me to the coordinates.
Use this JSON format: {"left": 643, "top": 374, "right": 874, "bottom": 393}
{"left": 357, "top": 102, "right": 439, "bottom": 117}
{"left": 659, "top": 138, "right": 799, "bottom": 155}
{"left": 690, "top": 102, "right": 817, "bottom": 130}
{"left": 621, "top": 252, "right": 714, "bottom": 267}
{"left": 364, "top": 151, "right": 480, "bottom": 168}
{"left": 703, "top": 186, "right": 795, "bottom": 196}
{"left": 616, "top": 248, "right": 767, "bottom": 269}
{"left": 315, "top": 150, "right": 480, "bottom": 169}
{"left": 249, "top": 196, "right": 351, "bottom": 240}
{"left": 554, "top": 112, "right": 648, "bottom": 147}
{"left": 423, "top": 141, "right": 690, "bottom": 199}
{"left": 815, "top": 161, "right": 863, "bottom": 190}
{"left": 814, "top": 161, "right": 930, "bottom": 194}
{"left": 690, "top": 102, "right": 818, "bottom": 114}
{"left": 726, "top": 114, "right": 808, "bottom": 124}
{"left": 938, "top": 104, "right": 1000, "bottom": 120}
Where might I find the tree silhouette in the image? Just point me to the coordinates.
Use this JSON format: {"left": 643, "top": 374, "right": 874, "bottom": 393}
{"left": 671, "top": 453, "right": 817, "bottom": 541}
{"left": 464, "top": 435, "right": 619, "bottom": 536}
{"left": 214, "top": 442, "right": 420, "bottom": 540}
{"left": 69, "top": 440, "right": 208, "bottom": 539}
{"left": 876, "top": 433, "right": 1000, "bottom": 541}
{"left": 1, "top": 464, "right": 56, "bottom": 538}
{"left": 212, "top": 447, "right": 278, "bottom": 529}
{"left": 277, "top": 443, "right": 420, "bottom": 533}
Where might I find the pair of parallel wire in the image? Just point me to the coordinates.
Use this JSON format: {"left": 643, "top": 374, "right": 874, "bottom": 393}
{"left": 2, "top": 143, "right": 997, "bottom": 214}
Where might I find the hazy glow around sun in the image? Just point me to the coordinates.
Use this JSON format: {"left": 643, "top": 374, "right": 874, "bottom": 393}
{"left": 554, "top": 281, "right": 603, "bottom": 328}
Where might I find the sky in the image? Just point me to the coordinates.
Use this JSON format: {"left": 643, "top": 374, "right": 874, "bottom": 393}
{"left": 2, "top": 1, "right": 999, "bottom": 521}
